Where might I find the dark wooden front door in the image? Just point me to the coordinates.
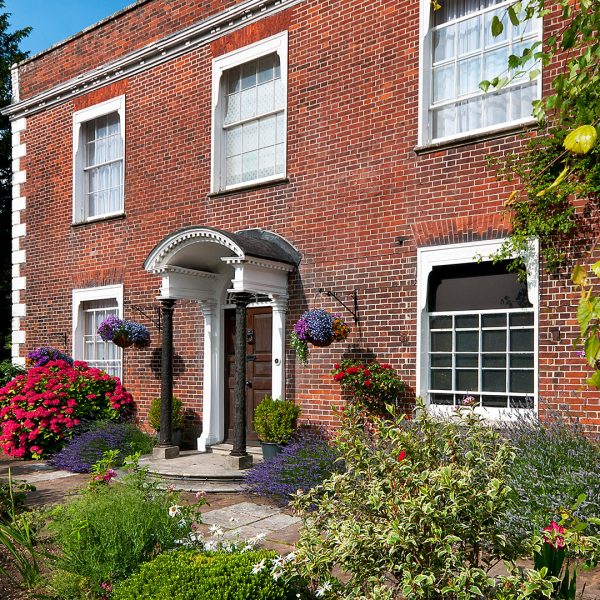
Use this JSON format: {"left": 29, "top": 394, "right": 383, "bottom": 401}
{"left": 224, "top": 307, "right": 272, "bottom": 442}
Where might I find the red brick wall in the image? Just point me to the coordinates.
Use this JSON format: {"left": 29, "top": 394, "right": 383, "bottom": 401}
{"left": 17, "top": 0, "right": 599, "bottom": 437}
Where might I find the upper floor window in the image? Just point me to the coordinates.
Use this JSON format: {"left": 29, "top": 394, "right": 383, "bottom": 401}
{"left": 212, "top": 32, "right": 288, "bottom": 193}
{"left": 421, "top": 0, "right": 541, "bottom": 144}
{"left": 73, "top": 96, "right": 125, "bottom": 222}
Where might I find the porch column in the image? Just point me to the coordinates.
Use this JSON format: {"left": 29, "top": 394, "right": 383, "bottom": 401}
{"left": 271, "top": 295, "right": 288, "bottom": 400}
{"left": 198, "top": 300, "right": 221, "bottom": 452}
{"left": 154, "top": 298, "right": 179, "bottom": 459}
{"left": 230, "top": 292, "right": 253, "bottom": 459}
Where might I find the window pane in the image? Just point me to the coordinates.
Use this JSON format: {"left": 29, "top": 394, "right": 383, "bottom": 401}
{"left": 458, "top": 56, "right": 481, "bottom": 96}
{"left": 510, "top": 83, "right": 536, "bottom": 120}
{"left": 257, "top": 81, "right": 274, "bottom": 114}
{"left": 456, "top": 354, "right": 477, "bottom": 367}
{"left": 455, "top": 315, "right": 478, "bottom": 329}
{"left": 430, "top": 393, "right": 454, "bottom": 405}
{"left": 456, "top": 330, "right": 478, "bottom": 352}
{"left": 433, "top": 25, "right": 455, "bottom": 63}
{"left": 241, "top": 62, "right": 256, "bottom": 90}
{"left": 257, "top": 55, "right": 275, "bottom": 83}
{"left": 510, "top": 370, "right": 533, "bottom": 393}
{"left": 511, "top": 329, "right": 533, "bottom": 351}
{"left": 242, "top": 121, "right": 258, "bottom": 152}
{"left": 433, "top": 64, "right": 455, "bottom": 102}
{"left": 483, "top": 330, "right": 506, "bottom": 352}
{"left": 511, "top": 354, "right": 533, "bottom": 368}
{"left": 276, "top": 113, "right": 285, "bottom": 144}
{"left": 225, "top": 93, "right": 240, "bottom": 124}
{"left": 510, "top": 312, "right": 534, "bottom": 327}
{"left": 431, "top": 354, "right": 452, "bottom": 367}
{"left": 258, "top": 146, "right": 276, "bottom": 179}
{"left": 431, "top": 331, "right": 452, "bottom": 352}
{"left": 482, "top": 395, "right": 508, "bottom": 408}
{"left": 484, "top": 9, "right": 508, "bottom": 46}
{"left": 432, "top": 105, "right": 456, "bottom": 138}
{"left": 483, "top": 354, "right": 506, "bottom": 368}
{"left": 227, "top": 66, "right": 241, "bottom": 93}
{"left": 458, "top": 15, "right": 481, "bottom": 55}
{"left": 259, "top": 115, "right": 277, "bottom": 147}
{"left": 431, "top": 370, "right": 452, "bottom": 390}
{"left": 484, "top": 90, "right": 509, "bottom": 126}
{"left": 226, "top": 155, "right": 242, "bottom": 186}
{"left": 456, "top": 369, "right": 477, "bottom": 390}
{"left": 457, "top": 97, "right": 482, "bottom": 132}
{"left": 430, "top": 315, "right": 452, "bottom": 329}
{"left": 482, "top": 314, "right": 506, "bottom": 328}
{"left": 226, "top": 126, "right": 243, "bottom": 157}
{"left": 240, "top": 88, "right": 257, "bottom": 120}
{"left": 482, "top": 370, "right": 505, "bottom": 392}
{"left": 242, "top": 150, "right": 258, "bottom": 182}
{"left": 275, "top": 143, "right": 285, "bottom": 174}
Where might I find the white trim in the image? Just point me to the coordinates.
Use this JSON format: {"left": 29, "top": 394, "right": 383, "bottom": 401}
{"left": 72, "top": 284, "right": 124, "bottom": 376}
{"left": 418, "top": 0, "right": 543, "bottom": 146}
{"left": 3, "top": 0, "right": 303, "bottom": 121}
{"left": 11, "top": 115, "right": 27, "bottom": 365}
{"left": 211, "top": 31, "right": 288, "bottom": 193}
{"left": 73, "top": 95, "right": 125, "bottom": 224}
{"left": 416, "top": 238, "right": 539, "bottom": 419}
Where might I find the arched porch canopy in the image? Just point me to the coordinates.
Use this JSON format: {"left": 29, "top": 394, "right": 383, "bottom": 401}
{"left": 144, "top": 226, "right": 299, "bottom": 301}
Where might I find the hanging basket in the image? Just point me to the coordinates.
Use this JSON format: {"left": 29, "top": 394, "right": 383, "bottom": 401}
{"left": 306, "top": 335, "right": 334, "bottom": 348}
{"left": 112, "top": 335, "right": 134, "bottom": 348}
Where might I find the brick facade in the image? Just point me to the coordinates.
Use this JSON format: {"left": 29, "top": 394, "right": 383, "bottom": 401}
{"left": 8, "top": 0, "right": 599, "bottom": 443}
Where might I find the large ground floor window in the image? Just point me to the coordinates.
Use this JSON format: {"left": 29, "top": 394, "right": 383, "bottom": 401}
{"left": 417, "top": 240, "right": 538, "bottom": 414}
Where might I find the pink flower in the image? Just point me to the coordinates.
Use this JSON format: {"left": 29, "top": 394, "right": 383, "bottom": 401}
{"left": 544, "top": 521, "right": 566, "bottom": 549}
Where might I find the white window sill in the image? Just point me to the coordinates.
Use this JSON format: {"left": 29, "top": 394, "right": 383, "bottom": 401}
{"left": 415, "top": 118, "right": 537, "bottom": 155}
{"left": 72, "top": 212, "right": 126, "bottom": 227}
{"left": 209, "top": 176, "right": 289, "bottom": 197}
{"left": 427, "top": 403, "right": 535, "bottom": 421}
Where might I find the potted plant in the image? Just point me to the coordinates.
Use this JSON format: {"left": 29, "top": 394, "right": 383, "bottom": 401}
{"left": 148, "top": 396, "right": 184, "bottom": 446}
{"left": 97, "top": 316, "right": 151, "bottom": 349}
{"left": 290, "top": 309, "right": 350, "bottom": 366}
{"left": 253, "top": 396, "right": 301, "bottom": 460}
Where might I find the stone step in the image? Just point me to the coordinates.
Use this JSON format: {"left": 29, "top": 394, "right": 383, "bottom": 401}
{"left": 209, "top": 443, "right": 263, "bottom": 458}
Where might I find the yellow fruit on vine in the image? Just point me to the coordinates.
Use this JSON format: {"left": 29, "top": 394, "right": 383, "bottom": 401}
{"left": 563, "top": 125, "right": 598, "bottom": 155}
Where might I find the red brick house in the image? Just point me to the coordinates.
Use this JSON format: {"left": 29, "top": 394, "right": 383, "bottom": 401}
{"left": 5, "top": 0, "right": 598, "bottom": 451}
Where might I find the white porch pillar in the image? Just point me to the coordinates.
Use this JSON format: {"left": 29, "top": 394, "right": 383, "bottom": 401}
{"left": 271, "top": 294, "right": 288, "bottom": 400}
{"left": 197, "top": 300, "right": 223, "bottom": 452}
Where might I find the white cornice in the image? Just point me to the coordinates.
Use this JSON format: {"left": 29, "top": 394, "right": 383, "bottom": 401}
{"left": 151, "top": 265, "right": 219, "bottom": 279}
{"left": 222, "top": 256, "right": 295, "bottom": 272}
{"left": 3, "top": 0, "right": 304, "bottom": 120}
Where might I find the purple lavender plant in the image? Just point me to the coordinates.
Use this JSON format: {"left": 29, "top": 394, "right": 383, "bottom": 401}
{"left": 244, "top": 428, "right": 343, "bottom": 505}
{"left": 26, "top": 347, "right": 73, "bottom": 367}
{"left": 51, "top": 421, "right": 154, "bottom": 473}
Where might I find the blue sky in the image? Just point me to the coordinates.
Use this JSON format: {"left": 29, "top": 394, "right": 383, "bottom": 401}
{"left": 5, "top": 0, "right": 134, "bottom": 57}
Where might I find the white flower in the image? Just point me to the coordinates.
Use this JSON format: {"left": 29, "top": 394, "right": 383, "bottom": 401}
{"left": 241, "top": 544, "right": 253, "bottom": 553}
{"left": 284, "top": 552, "right": 296, "bottom": 563}
{"left": 272, "top": 569, "right": 283, "bottom": 581}
{"left": 251, "top": 559, "right": 266, "bottom": 574}
{"left": 204, "top": 540, "right": 218, "bottom": 551}
{"left": 168, "top": 505, "right": 180, "bottom": 518}
{"left": 209, "top": 524, "right": 224, "bottom": 537}
{"left": 271, "top": 555, "right": 284, "bottom": 568}
{"left": 315, "top": 581, "right": 333, "bottom": 597}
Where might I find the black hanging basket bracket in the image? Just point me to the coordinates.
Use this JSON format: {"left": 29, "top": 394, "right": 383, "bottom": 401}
{"left": 318, "top": 288, "right": 360, "bottom": 325}
{"left": 125, "top": 302, "right": 162, "bottom": 332}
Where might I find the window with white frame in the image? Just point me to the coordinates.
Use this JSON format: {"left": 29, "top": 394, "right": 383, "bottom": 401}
{"left": 422, "top": 0, "right": 541, "bottom": 144}
{"left": 73, "top": 96, "right": 125, "bottom": 222}
{"left": 212, "top": 32, "right": 287, "bottom": 192}
{"left": 417, "top": 241, "right": 538, "bottom": 414}
{"left": 73, "top": 286, "right": 123, "bottom": 378}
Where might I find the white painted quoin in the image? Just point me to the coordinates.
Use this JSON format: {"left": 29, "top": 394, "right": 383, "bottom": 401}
{"left": 144, "top": 226, "right": 298, "bottom": 451}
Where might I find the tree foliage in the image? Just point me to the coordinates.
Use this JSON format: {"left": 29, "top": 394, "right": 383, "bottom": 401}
{"left": 0, "top": 3, "right": 29, "bottom": 359}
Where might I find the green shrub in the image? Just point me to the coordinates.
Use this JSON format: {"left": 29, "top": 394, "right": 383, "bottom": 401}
{"left": 113, "top": 549, "right": 299, "bottom": 600}
{"left": 49, "top": 460, "right": 202, "bottom": 596}
{"left": 289, "top": 400, "right": 520, "bottom": 599}
{"left": 148, "top": 396, "right": 183, "bottom": 431}
{"left": 253, "top": 396, "right": 301, "bottom": 444}
{"left": 0, "top": 360, "right": 25, "bottom": 388}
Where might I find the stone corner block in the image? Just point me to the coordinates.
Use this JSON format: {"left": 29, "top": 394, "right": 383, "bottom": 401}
{"left": 153, "top": 446, "right": 180, "bottom": 460}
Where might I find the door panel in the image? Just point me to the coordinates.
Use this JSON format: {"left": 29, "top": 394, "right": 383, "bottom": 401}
{"left": 224, "top": 307, "right": 272, "bottom": 442}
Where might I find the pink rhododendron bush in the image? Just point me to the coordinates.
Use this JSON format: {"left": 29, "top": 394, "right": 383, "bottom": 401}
{"left": 0, "top": 359, "right": 134, "bottom": 459}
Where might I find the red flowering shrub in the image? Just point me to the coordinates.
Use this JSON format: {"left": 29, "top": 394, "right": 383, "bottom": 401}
{"left": 0, "top": 360, "right": 134, "bottom": 459}
{"left": 332, "top": 359, "right": 405, "bottom": 415}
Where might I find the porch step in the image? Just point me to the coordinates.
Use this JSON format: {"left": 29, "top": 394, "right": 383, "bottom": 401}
{"left": 209, "top": 443, "right": 263, "bottom": 458}
{"left": 139, "top": 449, "right": 262, "bottom": 493}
